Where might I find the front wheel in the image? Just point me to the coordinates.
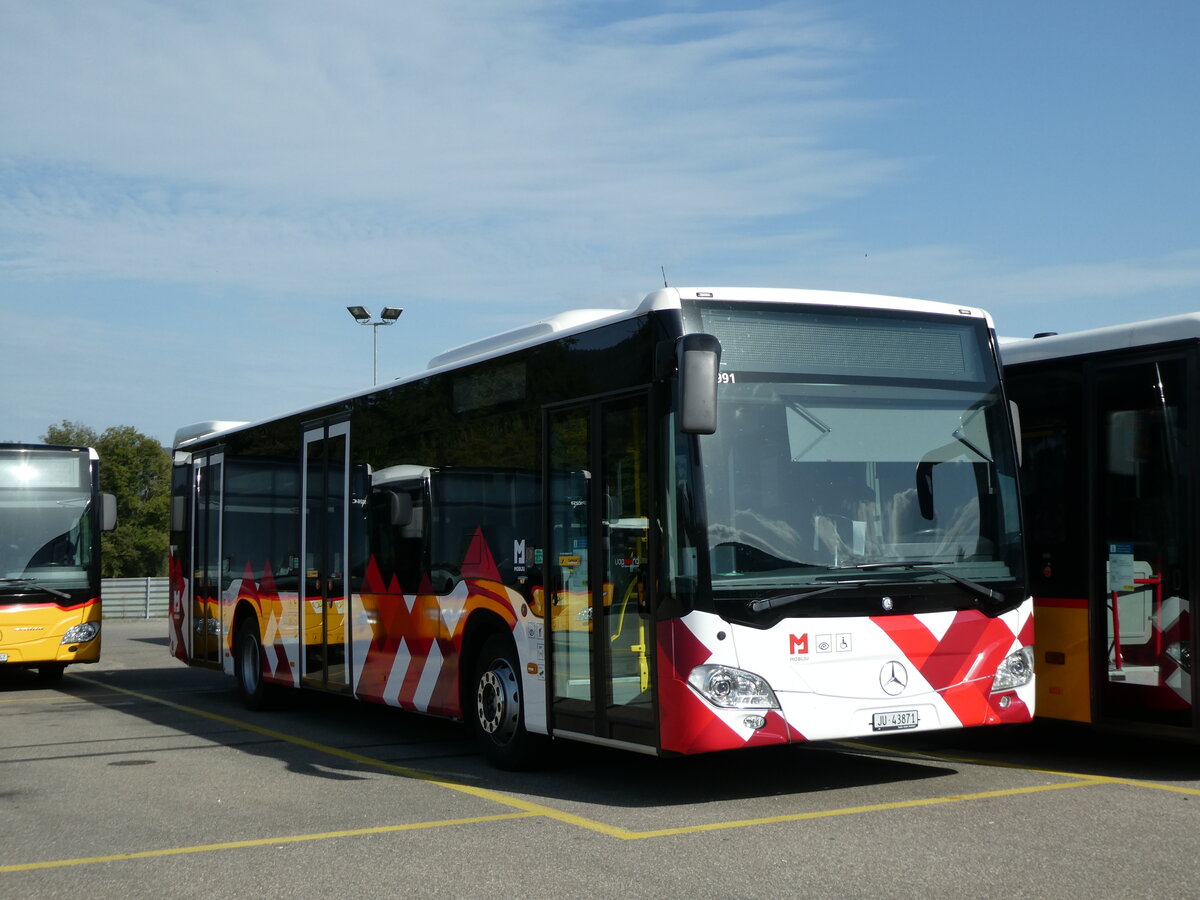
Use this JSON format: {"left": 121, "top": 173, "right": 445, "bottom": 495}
{"left": 471, "top": 633, "right": 546, "bottom": 769}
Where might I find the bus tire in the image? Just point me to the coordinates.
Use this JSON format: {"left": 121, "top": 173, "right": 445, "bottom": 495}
{"left": 37, "top": 664, "right": 65, "bottom": 683}
{"left": 234, "top": 618, "right": 272, "bottom": 711}
{"left": 471, "top": 632, "right": 545, "bottom": 770}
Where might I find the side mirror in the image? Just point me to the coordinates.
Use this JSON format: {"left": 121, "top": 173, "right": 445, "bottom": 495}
{"left": 390, "top": 491, "right": 413, "bottom": 527}
{"left": 101, "top": 493, "right": 118, "bottom": 532}
{"left": 678, "top": 333, "right": 722, "bottom": 435}
{"left": 171, "top": 495, "right": 186, "bottom": 532}
{"left": 373, "top": 490, "right": 413, "bottom": 527}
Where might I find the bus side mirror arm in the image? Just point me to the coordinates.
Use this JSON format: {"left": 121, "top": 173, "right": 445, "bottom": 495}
{"left": 1009, "top": 400, "right": 1023, "bottom": 466}
{"left": 677, "top": 333, "right": 722, "bottom": 435}
{"left": 101, "top": 493, "right": 118, "bottom": 532}
{"left": 916, "top": 460, "right": 935, "bottom": 520}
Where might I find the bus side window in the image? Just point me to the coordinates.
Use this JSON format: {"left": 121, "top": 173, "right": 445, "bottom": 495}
{"left": 428, "top": 470, "right": 541, "bottom": 595}
{"left": 370, "top": 486, "right": 426, "bottom": 594}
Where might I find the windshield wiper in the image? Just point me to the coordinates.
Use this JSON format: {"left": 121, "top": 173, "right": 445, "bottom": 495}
{"left": 748, "top": 581, "right": 867, "bottom": 614}
{"left": 0, "top": 577, "right": 71, "bottom": 600}
{"left": 845, "top": 562, "right": 1005, "bottom": 605}
{"left": 786, "top": 399, "right": 832, "bottom": 460}
{"left": 951, "top": 427, "right": 993, "bottom": 463}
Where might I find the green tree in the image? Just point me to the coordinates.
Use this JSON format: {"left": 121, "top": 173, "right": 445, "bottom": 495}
{"left": 43, "top": 421, "right": 171, "bottom": 577}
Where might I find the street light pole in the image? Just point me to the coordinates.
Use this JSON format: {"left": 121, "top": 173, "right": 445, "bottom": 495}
{"left": 346, "top": 306, "right": 404, "bottom": 385}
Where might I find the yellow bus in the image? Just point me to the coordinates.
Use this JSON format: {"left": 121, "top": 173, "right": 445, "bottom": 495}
{"left": 0, "top": 444, "right": 116, "bottom": 681}
{"left": 1004, "top": 316, "right": 1199, "bottom": 740}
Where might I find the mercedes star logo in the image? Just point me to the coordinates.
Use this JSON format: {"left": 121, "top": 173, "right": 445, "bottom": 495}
{"left": 880, "top": 660, "right": 908, "bottom": 696}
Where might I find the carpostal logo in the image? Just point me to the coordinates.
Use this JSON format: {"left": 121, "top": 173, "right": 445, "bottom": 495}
{"left": 789, "top": 633, "right": 809, "bottom": 659}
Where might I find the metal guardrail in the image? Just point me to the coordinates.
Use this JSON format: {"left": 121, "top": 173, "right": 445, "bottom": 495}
{"left": 101, "top": 577, "right": 170, "bottom": 619}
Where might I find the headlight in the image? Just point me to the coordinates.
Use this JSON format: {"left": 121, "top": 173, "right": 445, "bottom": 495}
{"left": 61, "top": 621, "right": 100, "bottom": 644}
{"left": 688, "top": 664, "right": 779, "bottom": 709}
{"left": 991, "top": 646, "right": 1034, "bottom": 691}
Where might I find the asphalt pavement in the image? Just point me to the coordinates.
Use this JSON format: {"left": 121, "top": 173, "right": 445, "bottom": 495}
{"left": 2, "top": 619, "right": 1199, "bottom": 899}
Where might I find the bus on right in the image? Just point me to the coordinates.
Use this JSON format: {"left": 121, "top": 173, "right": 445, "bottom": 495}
{"left": 1003, "top": 315, "right": 1197, "bottom": 739}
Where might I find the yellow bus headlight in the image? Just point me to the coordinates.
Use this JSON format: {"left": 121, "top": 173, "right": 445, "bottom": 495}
{"left": 61, "top": 622, "right": 101, "bottom": 645}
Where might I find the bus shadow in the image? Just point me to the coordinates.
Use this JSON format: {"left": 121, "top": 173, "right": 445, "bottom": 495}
{"left": 0, "top": 668, "right": 66, "bottom": 692}
{"left": 48, "top": 665, "right": 1200, "bottom": 808}
{"left": 489, "top": 740, "right": 956, "bottom": 807}
{"left": 129, "top": 635, "right": 170, "bottom": 646}
{"left": 868, "top": 719, "right": 1200, "bottom": 784}
{"left": 50, "top": 665, "right": 958, "bottom": 806}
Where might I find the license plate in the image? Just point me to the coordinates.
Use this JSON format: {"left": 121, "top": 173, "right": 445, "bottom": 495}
{"left": 872, "top": 709, "right": 918, "bottom": 731}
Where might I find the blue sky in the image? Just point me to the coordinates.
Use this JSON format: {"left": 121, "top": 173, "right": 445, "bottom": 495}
{"left": 2, "top": 1, "right": 1198, "bottom": 446}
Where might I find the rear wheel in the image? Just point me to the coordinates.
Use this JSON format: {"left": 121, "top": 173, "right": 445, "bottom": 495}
{"left": 234, "top": 618, "right": 272, "bottom": 710}
{"left": 471, "top": 633, "right": 545, "bottom": 769}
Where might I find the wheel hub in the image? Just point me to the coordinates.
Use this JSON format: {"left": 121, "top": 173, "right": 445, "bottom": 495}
{"left": 476, "top": 661, "right": 518, "bottom": 742}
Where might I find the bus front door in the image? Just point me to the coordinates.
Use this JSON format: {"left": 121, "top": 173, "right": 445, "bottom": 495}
{"left": 301, "top": 422, "right": 350, "bottom": 690}
{"left": 1095, "top": 356, "right": 1194, "bottom": 730}
{"left": 190, "top": 453, "right": 223, "bottom": 667}
{"left": 547, "top": 395, "right": 656, "bottom": 750}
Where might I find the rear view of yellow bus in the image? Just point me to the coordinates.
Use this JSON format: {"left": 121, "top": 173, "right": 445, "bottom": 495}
{"left": 0, "top": 444, "right": 116, "bottom": 681}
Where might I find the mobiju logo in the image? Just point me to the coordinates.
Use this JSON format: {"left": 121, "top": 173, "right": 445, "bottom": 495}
{"left": 789, "top": 633, "right": 808, "bottom": 654}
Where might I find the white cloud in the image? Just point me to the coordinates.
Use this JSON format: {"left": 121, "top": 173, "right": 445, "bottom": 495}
{"left": 0, "top": 1, "right": 892, "bottom": 296}
{"left": 5, "top": 1, "right": 1199, "bottom": 446}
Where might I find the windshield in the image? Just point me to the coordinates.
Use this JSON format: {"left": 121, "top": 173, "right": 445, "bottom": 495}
{"left": 0, "top": 449, "right": 96, "bottom": 597}
{"left": 673, "top": 301, "right": 1024, "bottom": 617}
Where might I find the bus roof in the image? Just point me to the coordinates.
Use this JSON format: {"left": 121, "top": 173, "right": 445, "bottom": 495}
{"left": 1000, "top": 312, "right": 1200, "bottom": 367}
{"left": 174, "top": 287, "right": 995, "bottom": 450}
{"left": 0, "top": 443, "right": 99, "bottom": 461}
{"left": 430, "top": 288, "right": 992, "bottom": 372}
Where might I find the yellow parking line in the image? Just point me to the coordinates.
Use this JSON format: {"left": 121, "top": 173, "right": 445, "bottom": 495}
{"left": 628, "top": 778, "right": 1104, "bottom": 839}
{"left": 1080, "top": 775, "right": 1200, "bottom": 797}
{"left": 836, "top": 740, "right": 1200, "bottom": 798}
{"left": 0, "top": 812, "right": 538, "bottom": 873}
{"left": 73, "top": 676, "right": 636, "bottom": 839}
{"left": 58, "top": 678, "right": 1155, "bottom": 851}
{"left": 0, "top": 690, "right": 134, "bottom": 705}
{"left": 0, "top": 694, "right": 80, "bottom": 704}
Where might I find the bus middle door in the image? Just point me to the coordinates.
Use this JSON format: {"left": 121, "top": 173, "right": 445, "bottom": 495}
{"left": 547, "top": 394, "right": 655, "bottom": 750}
{"left": 301, "top": 422, "right": 351, "bottom": 691}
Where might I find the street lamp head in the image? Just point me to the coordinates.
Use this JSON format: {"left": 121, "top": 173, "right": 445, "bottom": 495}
{"left": 347, "top": 304, "right": 402, "bottom": 385}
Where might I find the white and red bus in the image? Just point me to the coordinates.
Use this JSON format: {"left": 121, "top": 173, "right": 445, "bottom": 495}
{"left": 170, "top": 288, "right": 1034, "bottom": 766}
{"left": 1, "top": 444, "right": 116, "bottom": 680}
{"left": 1004, "top": 315, "right": 1198, "bottom": 739}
